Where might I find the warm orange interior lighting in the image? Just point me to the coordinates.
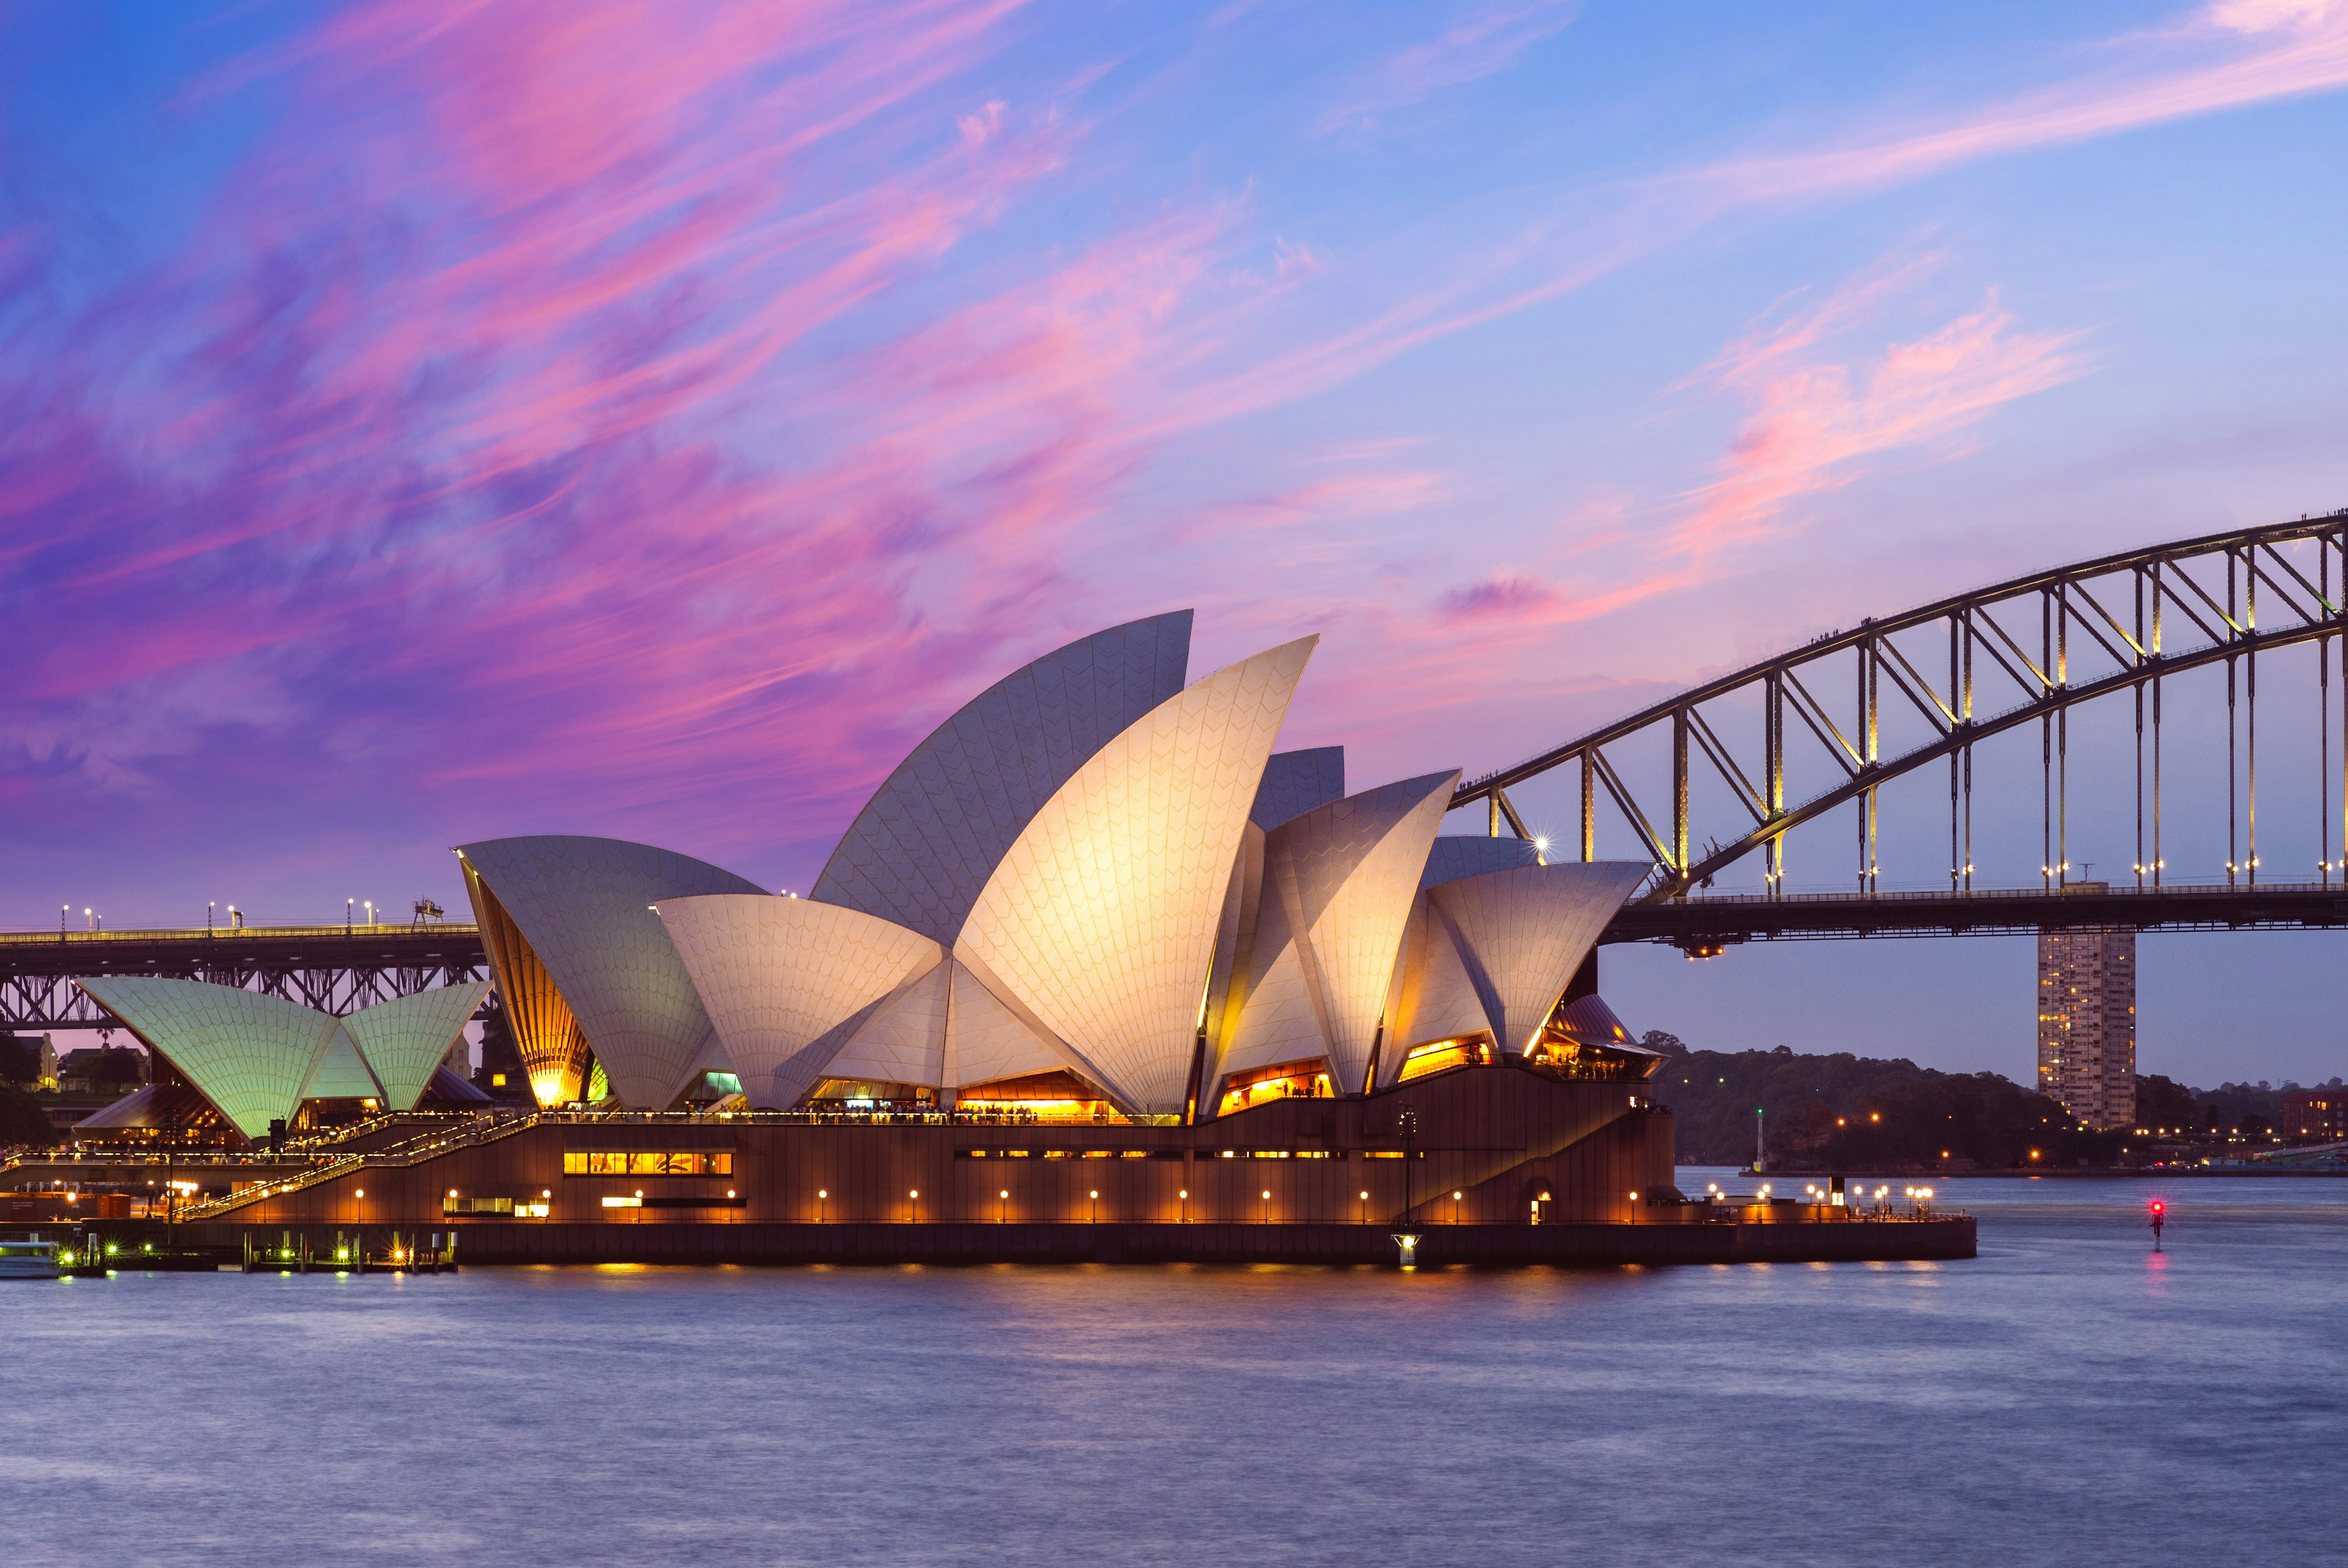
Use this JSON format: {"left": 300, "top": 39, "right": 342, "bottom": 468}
{"left": 1216, "top": 1059, "right": 1335, "bottom": 1115}
{"left": 1396, "top": 1038, "right": 1492, "bottom": 1084}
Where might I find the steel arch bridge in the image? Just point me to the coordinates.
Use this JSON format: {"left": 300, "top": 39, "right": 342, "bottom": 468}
{"left": 1452, "top": 510, "right": 2348, "bottom": 910}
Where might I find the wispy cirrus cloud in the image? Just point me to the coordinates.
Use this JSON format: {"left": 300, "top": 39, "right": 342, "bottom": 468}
{"left": 1317, "top": 1, "right": 1575, "bottom": 133}
{"left": 0, "top": 0, "right": 1245, "bottom": 888}
{"left": 1427, "top": 254, "right": 2088, "bottom": 638}
{"left": 1684, "top": 2, "right": 2348, "bottom": 205}
{"left": 1181, "top": 468, "right": 1452, "bottom": 545}
{"left": 1195, "top": 2, "right": 2348, "bottom": 425}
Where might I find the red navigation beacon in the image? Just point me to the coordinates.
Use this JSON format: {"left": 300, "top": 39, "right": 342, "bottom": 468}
{"left": 2147, "top": 1198, "right": 2166, "bottom": 1251}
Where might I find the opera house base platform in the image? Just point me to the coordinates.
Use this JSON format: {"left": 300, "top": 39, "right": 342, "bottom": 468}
{"left": 100, "top": 1215, "right": 1976, "bottom": 1269}
{"left": 43, "top": 1067, "right": 1975, "bottom": 1267}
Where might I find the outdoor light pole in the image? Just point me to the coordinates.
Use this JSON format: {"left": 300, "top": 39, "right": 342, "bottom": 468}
{"left": 1398, "top": 1105, "right": 1418, "bottom": 1224}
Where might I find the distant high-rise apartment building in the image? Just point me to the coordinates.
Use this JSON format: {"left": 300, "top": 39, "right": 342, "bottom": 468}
{"left": 2036, "top": 884, "right": 2136, "bottom": 1130}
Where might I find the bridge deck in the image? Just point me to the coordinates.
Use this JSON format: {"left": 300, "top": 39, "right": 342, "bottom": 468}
{"left": 1608, "top": 880, "right": 2348, "bottom": 946}
{"left": 6, "top": 885, "right": 2344, "bottom": 1029}
{"left": 0, "top": 924, "right": 489, "bottom": 1029}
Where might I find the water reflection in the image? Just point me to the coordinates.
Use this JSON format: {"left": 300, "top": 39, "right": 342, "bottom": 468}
{"left": 4, "top": 1174, "right": 2344, "bottom": 1567}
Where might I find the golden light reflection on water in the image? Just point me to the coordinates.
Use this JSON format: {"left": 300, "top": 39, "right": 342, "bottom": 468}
{"left": 10, "top": 1183, "right": 2345, "bottom": 1563}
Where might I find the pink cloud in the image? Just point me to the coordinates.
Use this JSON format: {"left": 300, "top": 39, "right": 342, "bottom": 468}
{"left": 1438, "top": 568, "right": 1557, "bottom": 621}
{"left": 1672, "top": 284, "right": 2088, "bottom": 556}
{"left": 0, "top": 0, "right": 1255, "bottom": 888}
{"left": 1409, "top": 256, "right": 2084, "bottom": 673}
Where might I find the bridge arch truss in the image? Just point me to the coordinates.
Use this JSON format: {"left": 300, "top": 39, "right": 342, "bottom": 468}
{"left": 1453, "top": 512, "right": 2348, "bottom": 903}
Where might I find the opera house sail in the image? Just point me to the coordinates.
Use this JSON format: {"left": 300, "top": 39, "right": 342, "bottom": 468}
{"left": 70, "top": 976, "right": 489, "bottom": 1140}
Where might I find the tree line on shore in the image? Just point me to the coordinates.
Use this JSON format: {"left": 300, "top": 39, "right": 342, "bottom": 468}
{"left": 1648, "top": 1033, "right": 2339, "bottom": 1169}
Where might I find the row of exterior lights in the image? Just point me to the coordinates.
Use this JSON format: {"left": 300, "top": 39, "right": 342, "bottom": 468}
{"left": 60, "top": 900, "right": 391, "bottom": 933}
{"left": 790, "top": 1185, "right": 1490, "bottom": 1223}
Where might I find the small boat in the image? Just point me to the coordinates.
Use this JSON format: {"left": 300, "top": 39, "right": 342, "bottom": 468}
{"left": 0, "top": 1239, "right": 62, "bottom": 1279}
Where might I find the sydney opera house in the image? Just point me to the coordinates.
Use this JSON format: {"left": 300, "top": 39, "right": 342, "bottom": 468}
{"left": 70, "top": 612, "right": 1704, "bottom": 1246}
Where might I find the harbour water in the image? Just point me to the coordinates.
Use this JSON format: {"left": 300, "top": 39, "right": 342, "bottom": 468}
{"left": 5, "top": 1169, "right": 2342, "bottom": 1567}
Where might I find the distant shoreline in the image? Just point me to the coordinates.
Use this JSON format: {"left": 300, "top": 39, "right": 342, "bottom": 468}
{"left": 1688, "top": 1166, "right": 2348, "bottom": 1180}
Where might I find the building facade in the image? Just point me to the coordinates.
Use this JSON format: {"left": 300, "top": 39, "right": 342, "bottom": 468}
{"left": 2036, "top": 885, "right": 2136, "bottom": 1130}
{"left": 2278, "top": 1088, "right": 2348, "bottom": 1140}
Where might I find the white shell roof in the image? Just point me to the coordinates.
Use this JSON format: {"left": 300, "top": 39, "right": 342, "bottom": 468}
{"left": 1378, "top": 894, "right": 1487, "bottom": 1072}
{"left": 1422, "top": 861, "right": 1652, "bottom": 1056}
{"left": 75, "top": 977, "right": 495, "bottom": 1130}
{"left": 73, "top": 1083, "right": 168, "bottom": 1131}
{"left": 1216, "top": 770, "right": 1458, "bottom": 1095}
{"left": 1249, "top": 746, "right": 1345, "bottom": 831}
{"left": 824, "top": 957, "right": 951, "bottom": 1088}
{"left": 300, "top": 1028, "right": 384, "bottom": 1102}
{"left": 940, "top": 959, "right": 1076, "bottom": 1088}
{"left": 811, "top": 611, "right": 1194, "bottom": 946}
{"left": 956, "top": 636, "right": 1317, "bottom": 1114}
{"left": 456, "top": 836, "right": 764, "bottom": 1109}
{"left": 342, "top": 981, "right": 493, "bottom": 1111}
{"left": 657, "top": 893, "right": 942, "bottom": 1110}
{"left": 74, "top": 977, "right": 338, "bottom": 1139}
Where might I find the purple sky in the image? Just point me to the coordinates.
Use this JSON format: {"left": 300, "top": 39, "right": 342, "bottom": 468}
{"left": 7, "top": 1, "right": 2348, "bottom": 1086}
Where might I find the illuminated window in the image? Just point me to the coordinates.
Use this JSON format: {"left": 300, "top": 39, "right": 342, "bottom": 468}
{"left": 562, "top": 1152, "right": 733, "bottom": 1176}
{"left": 1397, "top": 1038, "right": 1490, "bottom": 1083}
{"left": 1216, "top": 1059, "right": 1335, "bottom": 1116}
